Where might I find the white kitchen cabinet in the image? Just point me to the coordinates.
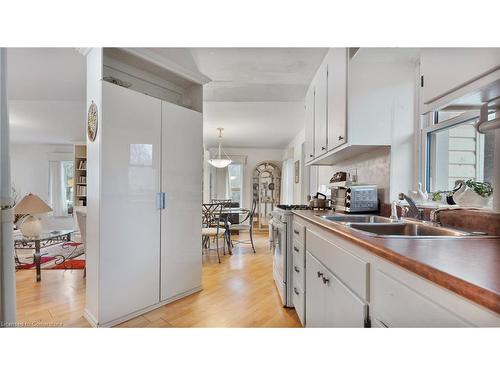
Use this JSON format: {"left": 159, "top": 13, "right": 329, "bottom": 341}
{"left": 305, "top": 252, "right": 326, "bottom": 327}
{"left": 420, "top": 48, "right": 500, "bottom": 108}
{"left": 92, "top": 82, "right": 202, "bottom": 326}
{"left": 160, "top": 101, "right": 202, "bottom": 301}
{"left": 304, "top": 85, "right": 315, "bottom": 163}
{"left": 323, "top": 266, "right": 366, "bottom": 327}
{"left": 372, "top": 269, "right": 470, "bottom": 328}
{"left": 100, "top": 82, "right": 162, "bottom": 324}
{"left": 327, "top": 48, "right": 348, "bottom": 151}
{"left": 313, "top": 63, "right": 328, "bottom": 157}
{"left": 296, "top": 216, "right": 500, "bottom": 328}
{"left": 306, "top": 251, "right": 367, "bottom": 327}
{"left": 292, "top": 219, "right": 306, "bottom": 326}
{"left": 305, "top": 48, "right": 414, "bottom": 166}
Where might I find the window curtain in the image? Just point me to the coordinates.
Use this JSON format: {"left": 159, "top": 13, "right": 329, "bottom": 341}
{"left": 214, "top": 166, "right": 230, "bottom": 200}
{"left": 48, "top": 160, "right": 67, "bottom": 216}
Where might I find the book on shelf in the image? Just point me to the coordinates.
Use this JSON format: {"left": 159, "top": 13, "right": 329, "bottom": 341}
{"left": 76, "top": 185, "right": 87, "bottom": 196}
{"left": 76, "top": 175, "right": 87, "bottom": 184}
{"left": 77, "top": 160, "right": 87, "bottom": 170}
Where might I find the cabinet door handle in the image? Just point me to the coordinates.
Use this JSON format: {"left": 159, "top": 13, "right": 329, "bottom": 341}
{"left": 293, "top": 287, "right": 300, "bottom": 295}
{"left": 317, "top": 271, "right": 323, "bottom": 278}
{"left": 156, "top": 192, "right": 166, "bottom": 210}
{"left": 309, "top": 154, "right": 314, "bottom": 158}
{"left": 338, "top": 135, "right": 344, "bottom": 141}
{"left": 294, "top": 266, "right": 300, "bottom": 273}
{"left": 322, "top": 276, "right": 330, "bottom": 285}
{"left": 321, "top": 146, "right": 326, "bottom": 150}
{"left": 293, "top": 229, "right": 300, "bottom": 235}
{"left": 293, "top": 246, "right": 299, "bottom": 252}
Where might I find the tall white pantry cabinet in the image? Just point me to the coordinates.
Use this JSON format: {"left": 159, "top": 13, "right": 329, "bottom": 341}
{"left": 85, "top": 77, "right": 202, "bottom": 326}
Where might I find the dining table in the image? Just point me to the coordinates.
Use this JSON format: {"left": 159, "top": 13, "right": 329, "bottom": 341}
{"left": 203, "top": 205, "right": 250, "bottom": 256}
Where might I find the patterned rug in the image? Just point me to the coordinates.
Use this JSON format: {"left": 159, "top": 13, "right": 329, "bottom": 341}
{"left": 16, "top": 242, "right": 85, "bottom": 270}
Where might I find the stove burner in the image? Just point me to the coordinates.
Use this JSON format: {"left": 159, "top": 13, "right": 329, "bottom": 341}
{"left": 277, "top": 204, "right": 311, "bottom": 210}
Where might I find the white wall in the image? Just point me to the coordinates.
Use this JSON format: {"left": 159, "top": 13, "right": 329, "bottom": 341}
{"left": 10, "top": 143, "right": 74, "bottom": 230}
{"left": 207, "top": 147, "right": 283, "bottom": 209}
{"left": 282, "top": 128, "right": 307, "bottom": 204}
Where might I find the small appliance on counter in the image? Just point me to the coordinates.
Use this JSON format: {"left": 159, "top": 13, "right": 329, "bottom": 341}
{"left": 307, "top": 192, "right": 331, "bottom": 210}
{"left": 330, "top": 171, "right": 348, "bottom": 185}
{"left": 330, "top": 184, "right": 378, "bottom": 213}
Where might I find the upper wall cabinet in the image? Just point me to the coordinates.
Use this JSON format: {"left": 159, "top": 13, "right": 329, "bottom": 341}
{"left": 314, "top": 63, "right": 328, "bottom": 157}
{"left": 420, "top": 48, "right": 500, "bottom": 114}
{"left": 305, "top": 84, "right": 316, "bottom": 163}
{"left": 305, "top": 48, "right": 415, "bottom": 166}
{"left": 327, "top": 48, "right": 348, "bottom": 151}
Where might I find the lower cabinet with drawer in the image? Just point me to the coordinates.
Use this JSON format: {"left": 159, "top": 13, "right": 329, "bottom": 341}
{"left": 295, "top": 214, "right": 500, "bottom": 328}
{"left": 306, "top": 251, "right": 368, "bottom": 327}
{"left": 371, "top": 269, "right": 470, "bottom": 327}
{"left": 291, "top": 223, "right": 306, "bottom": 326}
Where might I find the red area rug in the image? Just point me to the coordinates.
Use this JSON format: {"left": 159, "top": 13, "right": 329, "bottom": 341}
{"left": 16, "top": 242, "right": 85, "bottom": 270}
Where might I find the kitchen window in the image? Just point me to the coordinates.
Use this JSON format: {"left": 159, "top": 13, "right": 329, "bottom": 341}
{"left": 228, "top": 163, "right": 243, "bottom": 207}
{"left": 424, "top": 110, "right": 496, "bottom": 193}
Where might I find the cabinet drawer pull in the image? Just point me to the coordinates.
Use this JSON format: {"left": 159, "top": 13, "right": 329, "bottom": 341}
{"left": 317, "top": 271, "right": 323, "bottom": 278}
{"left": 293, "top": 287, "right": 300, "bottom": 295}
{"left": 309, "top": 154, "right": 314, "bottom": 158}
{"left": 293, "top": 229, "right": 300, "bottom": 235}
{"left": 293, "top": 246, "right": 299, "bottom": 252}
{"left": 294, "top": 266, "right": 300, "bottom": 273}
{"left": 322, "top": 276, "right": 330, "bottom": 285}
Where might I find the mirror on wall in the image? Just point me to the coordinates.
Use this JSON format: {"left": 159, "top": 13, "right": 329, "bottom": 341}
{"left": 252, "top": 161, "right": 281, "bottom": 230}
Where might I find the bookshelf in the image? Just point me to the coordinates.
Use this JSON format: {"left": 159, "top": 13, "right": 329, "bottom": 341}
{"left": 74, "top": 144, "right": 87, "bottom": 207}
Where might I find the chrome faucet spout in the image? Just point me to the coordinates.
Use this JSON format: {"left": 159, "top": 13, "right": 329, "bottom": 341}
{"left": 398, "top": 193, "right": 424, "bottom": 220}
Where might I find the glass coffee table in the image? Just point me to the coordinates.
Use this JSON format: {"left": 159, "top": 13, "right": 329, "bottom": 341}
{"left": 14, "top": 230, "right": 75, "bottom": 282}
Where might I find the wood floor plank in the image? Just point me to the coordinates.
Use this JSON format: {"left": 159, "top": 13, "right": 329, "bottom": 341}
{"left": 16, "top": 234, "right": 300, "bottom": 328}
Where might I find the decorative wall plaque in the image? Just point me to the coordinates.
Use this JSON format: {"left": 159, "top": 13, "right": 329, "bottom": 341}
{"left": 87, "top": 101, "right": 98, "bottom": 142}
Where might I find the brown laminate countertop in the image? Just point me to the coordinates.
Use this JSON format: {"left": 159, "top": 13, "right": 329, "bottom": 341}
{"left": 293, "top": 210, "right": 500, "bottom": 314}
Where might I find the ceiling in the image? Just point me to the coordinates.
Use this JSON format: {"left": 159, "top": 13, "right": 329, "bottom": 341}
{"left": 189, "top": 48, "right": 328, "bottom": 102}
{"left": 6, "top": 47, "right": 326, "bottom": 148}
{"left": 204, "top": 101, "right": 305, "bottom": 149}
{"left": 7, "top": 48, "right": 86, "bottom": 144}
{"left": 188, "top": 48, "right": 327, "bottom": 148}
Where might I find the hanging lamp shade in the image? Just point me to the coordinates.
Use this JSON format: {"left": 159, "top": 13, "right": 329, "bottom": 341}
{"left": 207, "top": 128, "right": 232, "bottom": 168}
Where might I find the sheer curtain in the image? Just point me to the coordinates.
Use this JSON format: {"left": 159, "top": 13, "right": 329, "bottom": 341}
{"left": 48, "top": 160, "right": 67, "bottom": 216}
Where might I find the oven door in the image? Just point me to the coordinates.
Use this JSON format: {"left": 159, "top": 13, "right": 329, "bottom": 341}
{"left": 270, "top": 218, "right": 287, "bottom": 305}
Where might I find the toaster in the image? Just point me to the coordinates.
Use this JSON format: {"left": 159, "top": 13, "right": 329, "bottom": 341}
{"left": 330, "top": 184, "right": 378, "bottom": 213}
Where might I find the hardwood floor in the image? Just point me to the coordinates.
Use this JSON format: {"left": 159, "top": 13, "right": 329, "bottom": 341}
{"left": 15, "top": 233, "right": 301, "bottom": 328}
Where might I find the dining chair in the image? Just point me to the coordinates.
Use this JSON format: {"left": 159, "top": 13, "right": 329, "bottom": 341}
{"left": 228, "top": 199, "right": 257, "bottom": 253}
{"left": 202, "top": 203, "right": 227, "bottom": 263}
{"left": 209, "top": 199, "right": 234, "bottom": 250}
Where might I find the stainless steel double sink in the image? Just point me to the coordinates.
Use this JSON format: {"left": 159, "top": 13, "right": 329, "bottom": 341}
{"left": 320, "top": 215, "right": 474, "bottom": 238}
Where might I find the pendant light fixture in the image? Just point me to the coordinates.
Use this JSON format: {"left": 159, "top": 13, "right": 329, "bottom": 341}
{"left": 208, "top": 128, "right": 232, "bottom": 168}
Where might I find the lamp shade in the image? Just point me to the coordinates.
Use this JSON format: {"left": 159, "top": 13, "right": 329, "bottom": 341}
{"left": 14, "top": 193, "right": 52, "bottom": 215}
{"left": 208, "top": 158, "right": 232, "bottom": 168}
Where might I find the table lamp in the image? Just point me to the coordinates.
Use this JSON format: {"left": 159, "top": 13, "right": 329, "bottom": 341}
{"left": 14, "top": 193, "right": 53, "bottom": 237}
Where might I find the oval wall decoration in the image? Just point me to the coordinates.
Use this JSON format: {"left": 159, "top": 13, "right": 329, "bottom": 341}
{"left": 87, "top": 101, "right": 98, "bottom": 142}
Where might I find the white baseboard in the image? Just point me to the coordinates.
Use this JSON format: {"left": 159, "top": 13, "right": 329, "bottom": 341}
{"left": 92, "top": 285, "right": 202, "bottom": 328}
{"left": 83, "top": 308, "right": 98, "bottom": 327}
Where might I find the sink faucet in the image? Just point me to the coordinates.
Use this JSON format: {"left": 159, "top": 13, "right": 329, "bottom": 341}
{"left": 398, "top": 193, "right": 424, "bottom": 220}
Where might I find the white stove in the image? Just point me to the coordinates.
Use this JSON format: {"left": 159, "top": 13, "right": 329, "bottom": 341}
{"left": 270, "top": 205, "right": 311, "bottom": 307}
